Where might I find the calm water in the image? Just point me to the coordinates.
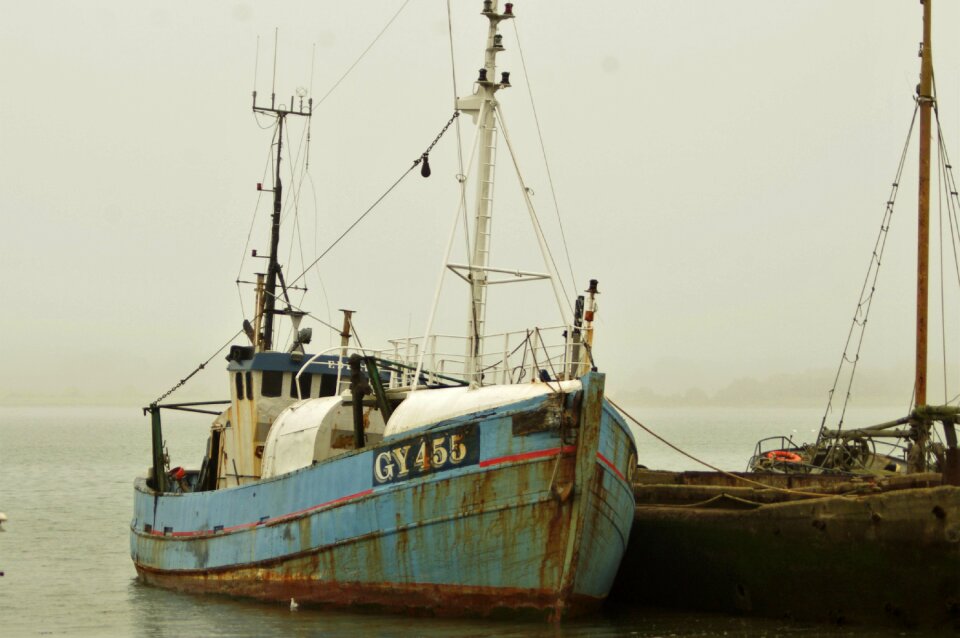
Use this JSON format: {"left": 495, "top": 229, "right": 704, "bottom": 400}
{"left": 0, "top": 404, "right": 928, "bottom": 636}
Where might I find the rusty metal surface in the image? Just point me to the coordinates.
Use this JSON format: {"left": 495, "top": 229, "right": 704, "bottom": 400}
{"left": 612, "top": 478, "right": 960, "bottom": 629}
{"left": 136, "top": 563, "right": 604, "bottom": 619}
{"left": 131, "top": 375, "right": 637, "bottom": 620}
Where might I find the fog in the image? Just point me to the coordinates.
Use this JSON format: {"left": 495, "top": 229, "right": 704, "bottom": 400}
{"left": 4, "top": 1, "right": 960, "bottom": 414}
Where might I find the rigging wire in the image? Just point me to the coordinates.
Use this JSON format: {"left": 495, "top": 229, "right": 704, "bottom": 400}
{"left": 818, "top": 102, "right": 919, "bottom": 440}
{"left": 313, "top": 0, "right": 415, "bottom": 109}
{"left": 445, "top": 0, "right": 472, "bottom": 270}
{"left": 280, "top": 120, "right": 311, "bottom": 348}
{"left": 411, "top": 110, "right": 486, "bottom": 389}
{"left": 938, "top": 121, "right": 947, "bottom": 403}
{"left": 933, "top": 97, "right": 960, "bottom": 404}
{"left": 150, "top": 329, "right": 245, "bottom": 405}
{"left": 236, "top": 137, "right": 279, "bottom": 317}
{"left": 243, "top": 0, "right": 415, "bottom": 303}
{"left": 495, "top": 103, "right": 572, "bottom": 318}
{"left": 259, "top": 287, "right": 344, "bottom": 340}
{"left": 307, "top": 43, "right": 316, "bottom": 171}
{"left": 287, "top": 112, "right": 461, "bottom": 288}
{"left": 281, "top": 120, "right": 309, "bottom": 283}
{"left": 934, "top": 112, "right": 960, "bottom": 290}
{"left": 305, "top": 170, "right": 334, "bottom": 342}
{"left": 511, "top": 19, "right": 578, "bottom": 296}
{"left": 287, "top": 164, "right": 418, "bottom": 289}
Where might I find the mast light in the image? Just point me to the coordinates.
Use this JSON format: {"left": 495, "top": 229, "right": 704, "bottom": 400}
{"left": 478, "top": 68, "right": 488, "bottom": 82}
{"left": 500, "top": 72, "right": 511, "bottom": 86}
{"left": 504, "top": 3, "right": 514, "bottom": 15}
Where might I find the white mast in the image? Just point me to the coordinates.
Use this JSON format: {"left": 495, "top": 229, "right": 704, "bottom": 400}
{"left": 459, "top": 1, "right": 514, "bottom": 387}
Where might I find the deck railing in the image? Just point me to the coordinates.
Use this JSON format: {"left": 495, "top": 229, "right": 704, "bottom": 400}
{"left": 295, "top": 325, "right": 588, "bottom": 394}
{"left": 385, "top": 325, "right": 584, "bottom": 389}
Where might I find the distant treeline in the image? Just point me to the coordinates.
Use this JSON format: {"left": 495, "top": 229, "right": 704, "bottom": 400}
{"left": 613, "top": 367, "right": 916, "bottom": 408}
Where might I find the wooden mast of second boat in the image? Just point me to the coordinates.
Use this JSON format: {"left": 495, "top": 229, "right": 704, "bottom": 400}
{"left": 913, "top": 0, "right": 934, "bottom": 471}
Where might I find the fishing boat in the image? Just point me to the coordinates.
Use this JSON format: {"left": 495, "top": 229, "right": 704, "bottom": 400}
{"left": 130, "top": 1, "right": 636, "bottom": 620}
{"left": 745, "top": 0, "right": 959, "bottom": 481}
{"left": 611, "top": 1, "right": 959, "bottom": 629}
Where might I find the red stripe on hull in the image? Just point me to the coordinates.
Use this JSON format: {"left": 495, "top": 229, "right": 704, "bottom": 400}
{"left": 150, "top": 447, "right": 585, "bottom": 539}
{"left": 595, "top": 452, "right": 626, "bottom": 482}
{"left": 479, "top": 445, "right": 576, "bottom": 468}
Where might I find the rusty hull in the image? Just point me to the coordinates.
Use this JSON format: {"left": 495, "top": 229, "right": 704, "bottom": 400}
{"left": 611, "top": 470, "right": 960, "bottom": 629}
{"left": 136, "top": 564, "right": 604, "bottom": 620}
{"left": 131, "top": 373, "right": 637, "bottom": 620}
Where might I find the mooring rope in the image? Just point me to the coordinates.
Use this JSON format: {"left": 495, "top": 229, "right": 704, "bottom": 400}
{"left": 607, "top": 398, "right": 859, "bottom": 499}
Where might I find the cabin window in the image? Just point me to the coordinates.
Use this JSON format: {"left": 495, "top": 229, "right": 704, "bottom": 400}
{"left": 319, "top": 373, "right": 338, "bottom": 397}
{"left": 234, "top": 372, "right": 244, "bottom": 400}
{"left": 245, "top": 371, "right": 253, "bottom": 400}
{"left": 261, "top": 370, "right": 283, "bottom": 397}
{"left": 291, "top": 373, "right": 312, "bottom": 399}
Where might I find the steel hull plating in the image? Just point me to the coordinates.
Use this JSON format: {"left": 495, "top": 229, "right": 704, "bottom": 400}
{"left": 131, "top": 374, "right": 636, "bottom": 618}
{"left": 611, "top": 472, "right": 960, "bottom": 629}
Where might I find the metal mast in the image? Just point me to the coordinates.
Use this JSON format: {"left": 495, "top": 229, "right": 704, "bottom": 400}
{"left": 460, "top": 1, "right": 514, "bottom": 386}
{"left": 912, "top": 0, "right": 933, "bottom": 470}
{"left": 253, "top": 89, "right": 312, "bottom": 351}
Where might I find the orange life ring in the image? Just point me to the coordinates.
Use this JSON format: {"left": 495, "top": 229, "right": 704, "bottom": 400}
{"left": 765, "top": 450, "right": 802, "bottom": 463}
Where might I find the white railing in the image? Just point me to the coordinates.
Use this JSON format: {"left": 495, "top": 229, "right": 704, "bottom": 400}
{"left": 385, "top": 325, "right": 586, "bottom": 389}
{"left": 294, "top": 345, "right": 385, "bottom": 399}
{"left": 296, "top": 325, "right": 590, "bottom": 394}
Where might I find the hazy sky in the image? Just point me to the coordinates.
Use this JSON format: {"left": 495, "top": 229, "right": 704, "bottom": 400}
{"left": 4, "top": 0, "right": 960, "bottom": 410}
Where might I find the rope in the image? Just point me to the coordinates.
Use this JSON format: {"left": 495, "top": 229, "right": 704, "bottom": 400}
{"left": 607, "top": 398, "right": 857, "bottom": 499}
{"left": 533, "top": 327, "right": 562, "bottom": 391}
{"left": 150, "top": 329, "right": 244, "bottom": 406}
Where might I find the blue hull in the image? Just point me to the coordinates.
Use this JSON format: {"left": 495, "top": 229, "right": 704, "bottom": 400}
{"left": 131, "top": 373, "right": 636, "bottom": 618}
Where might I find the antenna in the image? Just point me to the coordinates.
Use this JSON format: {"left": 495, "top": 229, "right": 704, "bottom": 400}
{"left": 309, "top": 43, "right": 316, "bottom": 98}
{"left": 272, "top": 27, "right": 279, "bottom": 109}
{"left": 253, "top": 35, "right": 260, "bottom": 95}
